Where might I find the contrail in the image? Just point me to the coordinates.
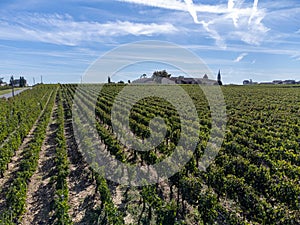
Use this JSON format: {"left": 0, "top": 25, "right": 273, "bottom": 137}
{"left": 184, "top": 0, "right": 201, "bottom": 24}
{"left": 249, "top": 0, "right": 259, "bottom": 25}
{"left": 184, "top": 0, "right": 242, "bottom": 26}
{"left": 227, "top": 0, "right": 259, "bottom": 27}
{"left": 228, "top": 0, "right": 239, "bottom": 27}
{"left": 183, "top": 0, "right": 226, "bottom": 48}
{"left": 182, "top": 0, "right": 260, "bottom": 47}
{"left": 201, "top": 20, "right": 226, "bottom": 49}
{"left": 228, "top": 0, "right": 235, "bottom": 10}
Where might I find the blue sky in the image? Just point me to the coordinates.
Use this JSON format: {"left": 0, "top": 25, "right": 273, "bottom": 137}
{"left": 0, "top": 0, "right": 299, "bottom": 84}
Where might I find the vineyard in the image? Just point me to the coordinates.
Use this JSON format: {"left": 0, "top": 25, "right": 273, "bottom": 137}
{"left": 0, "top": 83, "right": 299, "bottom": 225}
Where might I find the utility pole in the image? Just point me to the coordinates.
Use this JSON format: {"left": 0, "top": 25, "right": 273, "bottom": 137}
{"left": 41, "top": 75, "right": 43, "bottom": 84}
{"left": 33, "top": 77, "right": 35, "bottom": 86}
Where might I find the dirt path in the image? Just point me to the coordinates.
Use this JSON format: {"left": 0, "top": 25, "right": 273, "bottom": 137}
{"left": 64, "top": 116, "right": 100, "bottom": 225}
{"left": 21, "top": 98, "right": 58, "bottom": 225}
{"left": 0, "top": 91, "right": 54, "bottom": 214}
{"left": 0, "top": 124, "right": 37, "bottom": 212}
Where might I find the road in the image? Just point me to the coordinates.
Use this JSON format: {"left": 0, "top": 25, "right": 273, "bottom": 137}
{"left": 0, "top": 88, "right": 30, "bottom": 98}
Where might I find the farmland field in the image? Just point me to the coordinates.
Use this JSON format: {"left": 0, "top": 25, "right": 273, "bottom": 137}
{"left": 0, "top": 84, "right": 299, "bottom": 225}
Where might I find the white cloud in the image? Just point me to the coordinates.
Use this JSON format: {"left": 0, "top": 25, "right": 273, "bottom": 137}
{"left": 118, "top": 0, "right": 185, "bottom": 11}
{"left": 291, "top": 53, "right": 300, "bottom": 61}
{"left": 234, "top": 53, "right": 248, "bottom": 62}
{"left": 0, "top": 13, "right": 177, "bottom": 46}
{"left": 118, "top": 0, "right": 228, "bottom": 13}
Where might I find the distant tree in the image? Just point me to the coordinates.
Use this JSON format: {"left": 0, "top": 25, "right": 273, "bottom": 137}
{"left": 19, "top": 76, "right": 26, "bottom": 87}
{"left": 19, "top": 77, "right": 23, "bottom": 87}
{"left": 10, "top": 76, "right": 14, "bottom": 97}
{"left": 140, "top": 74, "right": 147, "bottom": 79}
{"left": 152, "top": 70, "right": 171, "bottom": 78}
{"left": 152, "top": 70, "right": 171, "bottom": 83}
{"left": 118, "top": 80, "right": 124, "bottom": 84}
{"left": 128, "top": 80, "right": 131, "bottom": 84}
{"left": 9, "top": 76, "right": 14, "bottom": 86}
{"left": 203, "top": 74, "right": 208, "bottom": 79}
{"left": 0, "top": 77, "right": 4, "bottom": 85}
{"left": 108, "top": 76, "right": 111, "bottom": 83}
{"left": 217, "top": 70, "right": 222, "bottom": 85}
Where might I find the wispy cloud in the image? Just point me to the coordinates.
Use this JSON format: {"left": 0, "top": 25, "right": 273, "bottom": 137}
{"left": 185, "top": 43, "right": 300, "bottom": 60}
{"left": 119, "top": 0, "right": 269, "bottom": 47}
{"left": 0, "top": 13, "right": 177, "bottom": 46}
{"left": 234, "top": 52, "right": 248, "bottom": 62}
{"left": 118, "top": 0, "right": 227, "bottom": 13}
{"left": 201, "top": 21, "right": 227, "bottom": 49}
{"left": 291, "top": 53, "right": 300, "bottom": 62}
